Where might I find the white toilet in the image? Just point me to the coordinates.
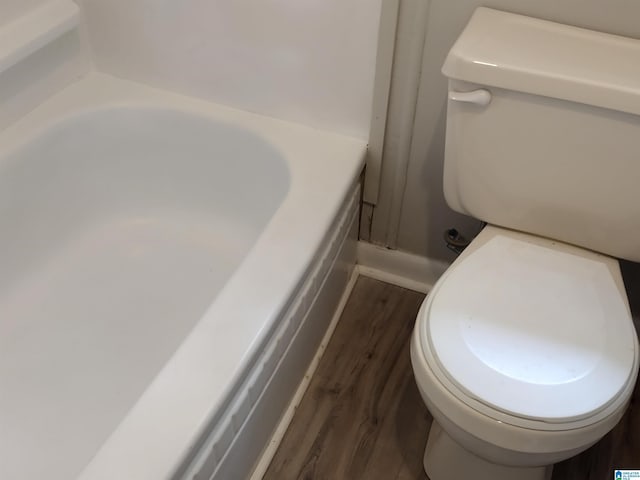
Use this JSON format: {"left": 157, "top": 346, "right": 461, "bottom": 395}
{"left": 411, "top": 8, "right": 640, "bottom": 480}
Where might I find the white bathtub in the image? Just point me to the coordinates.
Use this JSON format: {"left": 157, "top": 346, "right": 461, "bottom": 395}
{"left": 0, "top": 73, "right": 365, "bottom": 480}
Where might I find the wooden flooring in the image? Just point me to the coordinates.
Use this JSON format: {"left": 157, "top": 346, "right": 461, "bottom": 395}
{"left": 263, "top": 275, "right": 640, "bottom": 480}
{"left": 263, "top": 276, "right": 430, "bottom": 480}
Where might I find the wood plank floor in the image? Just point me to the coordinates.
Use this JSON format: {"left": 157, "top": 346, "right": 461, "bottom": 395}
{"left": 262, "top": 275, "right": 640, "bottom": 480}
{"left": 263, "top": 276, "right": 430, "bottom": 480}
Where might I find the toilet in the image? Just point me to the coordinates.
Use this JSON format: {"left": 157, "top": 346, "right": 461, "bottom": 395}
{"left": 410, "top": 8, "right": 640, "bottom": 480}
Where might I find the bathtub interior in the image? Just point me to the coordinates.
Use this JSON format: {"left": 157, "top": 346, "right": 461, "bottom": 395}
{"left": 0, "top": 108, "right": 289, "bottom": 480}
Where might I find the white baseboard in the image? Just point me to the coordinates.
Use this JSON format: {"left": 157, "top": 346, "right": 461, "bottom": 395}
{"left": 356, "top": 241, "right": 449, "bottom": 293}
{"left": 249, "top": 267, "right": 360, "bottom": 480}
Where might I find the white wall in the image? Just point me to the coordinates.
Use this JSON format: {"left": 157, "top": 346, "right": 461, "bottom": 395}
{"left": 369, "top": 0, "right": 640, "bottom": 262}
{"left": 78, "top": 0, "right": 382, "bottom": 140}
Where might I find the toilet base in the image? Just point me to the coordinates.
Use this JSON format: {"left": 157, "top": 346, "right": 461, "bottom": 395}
{"left": 424, "top": 421, "right": 553, "bottom": 480}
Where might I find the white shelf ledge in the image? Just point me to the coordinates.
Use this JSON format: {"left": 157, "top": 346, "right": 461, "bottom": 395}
{"left": 0, "top": 0, "right": 79, "bottom": 75}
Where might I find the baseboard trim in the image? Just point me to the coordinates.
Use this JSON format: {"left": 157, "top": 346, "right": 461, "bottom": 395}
{"left": 356, "top": 241, "right": 448, "bottom": 293}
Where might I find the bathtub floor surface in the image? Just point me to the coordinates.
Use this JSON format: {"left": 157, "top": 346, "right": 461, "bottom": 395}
{"left": 262, "top": 275, "right": 640, "bottom": 480}
{"left": 0, "top": 213, "right": 247, "bottom": 480}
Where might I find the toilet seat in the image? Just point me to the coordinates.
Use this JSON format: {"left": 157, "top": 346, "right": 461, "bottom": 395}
{"left": 417, "top": 226, "right": 638, "bottom": 430}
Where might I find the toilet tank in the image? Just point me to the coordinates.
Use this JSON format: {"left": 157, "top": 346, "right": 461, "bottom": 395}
{"left": 442, "top": 8, "right": 640, "bottom": 262}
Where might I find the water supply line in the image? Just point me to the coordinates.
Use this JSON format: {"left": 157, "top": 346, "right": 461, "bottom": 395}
{"left": 443, "top": 228, "right": 469, "bottom": 255}
{"left": 444, "top": 222, "right": 486, "bottom": 255}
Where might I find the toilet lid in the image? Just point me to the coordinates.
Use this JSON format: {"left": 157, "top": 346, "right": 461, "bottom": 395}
{"left": 426, "top": 233, "right": 637, "bottom": 423}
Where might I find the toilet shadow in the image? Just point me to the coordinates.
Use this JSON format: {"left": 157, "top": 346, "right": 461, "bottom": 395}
{"left": 621, "top": 260, "right": 640, "bottom": 328}
{"left": 393, "top": 371, "right": 433, "bottom": 476}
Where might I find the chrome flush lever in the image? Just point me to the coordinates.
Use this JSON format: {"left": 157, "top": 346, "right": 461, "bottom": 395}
{"left": 448, "top": 89, "right": 492, "bottom": 106}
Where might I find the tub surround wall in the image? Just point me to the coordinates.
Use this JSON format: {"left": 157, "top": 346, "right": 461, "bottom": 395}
{"left": 0, "top": 31, "right": 89, "bottom": 130}
{"left": 0, "top": 0, "right": 91, "bottom": 131}
{"left": 0, "top": 0, "right": 51, "bottom": 27}
{"left": 77, "top": 0, "right": 381, "bottom": 140}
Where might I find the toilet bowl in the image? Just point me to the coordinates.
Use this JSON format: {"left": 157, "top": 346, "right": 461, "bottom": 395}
{"left": 411, "top": 225, "right": 639, "bottom": 480}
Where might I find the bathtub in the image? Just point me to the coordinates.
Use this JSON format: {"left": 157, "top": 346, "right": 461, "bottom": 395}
{"left": 0, "top": 73, "right": 365, "bottom": 480}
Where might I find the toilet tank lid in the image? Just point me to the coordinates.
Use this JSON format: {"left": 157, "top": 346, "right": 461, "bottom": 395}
{"left": 442, "top": 7, "right": 640, "bottom": 117}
